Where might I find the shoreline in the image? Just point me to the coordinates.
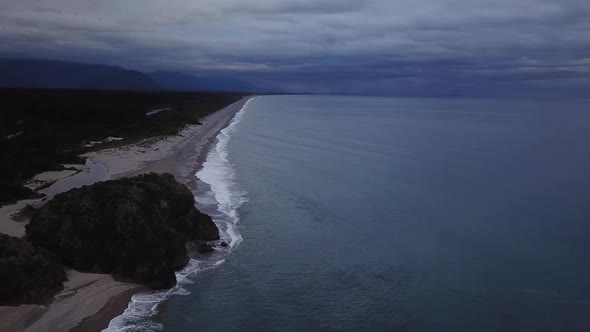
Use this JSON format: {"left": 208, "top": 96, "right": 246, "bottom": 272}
{"left": 0, "top": 97, "right": 250, "bottom": 332}
{"left": 69, "top": 287, "right": 141, "bottom": 332}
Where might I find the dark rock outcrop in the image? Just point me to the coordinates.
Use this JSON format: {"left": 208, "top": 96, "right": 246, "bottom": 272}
{"left": 0, "top": 234, "right": 66, "bottom": 305}
{"left": 26, "top": 173, "right": 219, "bottom": 289}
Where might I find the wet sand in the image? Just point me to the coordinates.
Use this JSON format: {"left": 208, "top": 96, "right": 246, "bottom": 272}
{"left": 0, "top": 271, "right": 143, "bottom": 332}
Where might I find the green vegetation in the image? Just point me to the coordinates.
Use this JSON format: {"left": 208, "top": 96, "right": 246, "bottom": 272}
{"left": 0, "top": 234, "right": 66, "bottom": 305}
{"left": 26, "top": 173, "right": 220, "bottom": 289}
{"left": 0, "top": 88, "right": 242, "bottom": 206}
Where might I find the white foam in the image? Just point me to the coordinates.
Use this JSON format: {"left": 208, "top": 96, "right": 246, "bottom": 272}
{"left": 196, "top": 98, "right": 253, "bottom": 248}
{"left": 103, "top": 98, "right": 252, "bottom": 332}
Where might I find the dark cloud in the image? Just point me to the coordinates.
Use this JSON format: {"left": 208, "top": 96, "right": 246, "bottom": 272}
{"left": 233, "top": 0, "right": 369, "bottom": 14}
{"left": 0, "top": 0, "right": 589, "bottom": 95}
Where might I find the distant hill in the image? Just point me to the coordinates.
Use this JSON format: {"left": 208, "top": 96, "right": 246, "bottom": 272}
{"left": 0, "top": 59, "right": 159, "bottom": 91}
{"left": 149, "top": 71, "right": 258, "bottom": 92}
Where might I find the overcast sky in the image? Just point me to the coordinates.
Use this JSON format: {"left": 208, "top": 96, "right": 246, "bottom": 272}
{"left": 1, "top": 0, "right": 589, "bottom": 95}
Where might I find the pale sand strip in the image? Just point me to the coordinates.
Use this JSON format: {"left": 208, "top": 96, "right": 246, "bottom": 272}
{"left": 0, "top": 198, "right": 37, "bottom": 237}
{"left": 0, "top": 271, "right": 145, "bottom": 332}
{"left": 0, "top": 97, "right": 249, "bottom": 332}
{"left": 92, "top": 96, "right": 248, "bottom": 182}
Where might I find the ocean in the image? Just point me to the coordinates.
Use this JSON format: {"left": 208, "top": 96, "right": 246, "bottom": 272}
{"left": 109, "top": 95, "right": 590, "bottom": 331}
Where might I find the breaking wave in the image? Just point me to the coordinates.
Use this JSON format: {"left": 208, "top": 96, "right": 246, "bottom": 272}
{"left": 103, "top": 98, "right": 252, "bottom": 331}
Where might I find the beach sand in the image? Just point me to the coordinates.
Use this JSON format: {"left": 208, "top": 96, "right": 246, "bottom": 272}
{"left": 0, "top": 97, "right": 249, "bottom": 332}
{"left": 0, "top": 271, "right": 144, "bottom": 332}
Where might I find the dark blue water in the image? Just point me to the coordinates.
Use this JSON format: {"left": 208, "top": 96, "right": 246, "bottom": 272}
{"left": 143, "top": 96, "right": 590, "bottom": 331}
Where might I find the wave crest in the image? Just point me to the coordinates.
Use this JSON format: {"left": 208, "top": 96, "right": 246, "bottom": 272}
{"left": 103, "top": 98, "right": 251, "bottom": 331}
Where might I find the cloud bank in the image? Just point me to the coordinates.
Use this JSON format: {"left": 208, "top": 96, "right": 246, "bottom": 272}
{"left": 1, "top": 0, "right": 589, "bottom": 95}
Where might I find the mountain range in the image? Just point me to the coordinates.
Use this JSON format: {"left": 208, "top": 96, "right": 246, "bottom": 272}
{"left": 148, "top": 71, "right": 257, "bottom": 92}
{"left": 0, "top": 58, "right": 259, "bottom": 92}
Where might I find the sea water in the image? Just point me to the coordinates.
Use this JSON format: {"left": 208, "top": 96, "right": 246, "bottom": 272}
{"left": 110, "top": 95, "right": 590, "bottom": 331}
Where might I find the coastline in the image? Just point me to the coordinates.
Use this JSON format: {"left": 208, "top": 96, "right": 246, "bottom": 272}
{"left": 0, "top": 97, "right": 250, "bottom": 332}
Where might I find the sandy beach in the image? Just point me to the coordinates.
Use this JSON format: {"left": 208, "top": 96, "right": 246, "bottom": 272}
{"left": 0, "top": 97, "right": 249, "bottom": 332}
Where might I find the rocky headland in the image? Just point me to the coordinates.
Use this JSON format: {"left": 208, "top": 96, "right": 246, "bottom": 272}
{"left": 10, "top": 173, "right": 219, "bottom": 299}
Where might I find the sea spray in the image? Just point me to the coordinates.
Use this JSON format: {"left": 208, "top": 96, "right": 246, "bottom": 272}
{"left": 104, "top": 98, "right": 252, "bottom": 332}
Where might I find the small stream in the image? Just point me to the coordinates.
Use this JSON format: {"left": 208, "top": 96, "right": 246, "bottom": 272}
{"left": 40, "top": 159, "right": 108, "bottom": 200}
